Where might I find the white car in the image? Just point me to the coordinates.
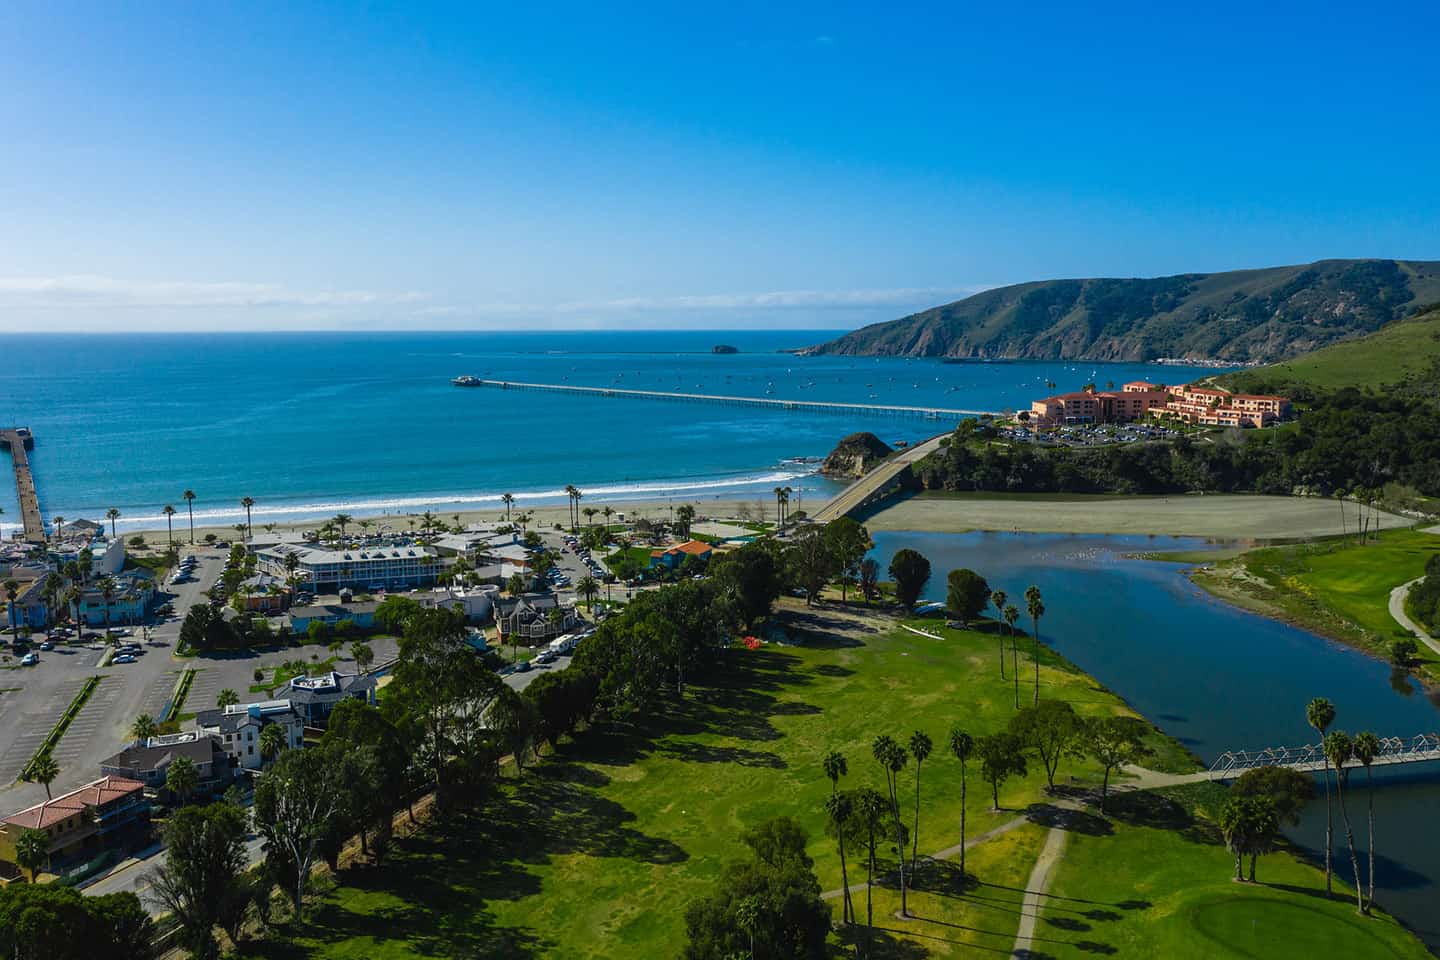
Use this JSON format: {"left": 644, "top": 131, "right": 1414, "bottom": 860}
{"left": 20, "top": 652, "right": 38, "bottom": 666}
{"left": 111, "top": 654, "right": 137, "bottom": 664}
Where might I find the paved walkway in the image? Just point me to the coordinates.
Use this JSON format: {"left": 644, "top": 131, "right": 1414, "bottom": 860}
{"left": 1389, "top": 578, "right": 1440, "bottom": 658}
{"left": 819, "top": 813, "right": 1031, "bottom": 901}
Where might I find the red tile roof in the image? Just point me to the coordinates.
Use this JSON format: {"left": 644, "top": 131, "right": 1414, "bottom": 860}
{"left": 3, "top": 776, "right": 144, "bottom": 830}
{"left": 672, "top": 540, "right": 714, "bottom": 556}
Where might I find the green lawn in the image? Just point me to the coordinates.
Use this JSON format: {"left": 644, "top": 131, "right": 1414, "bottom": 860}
{"left": 1041, "top": 785, "right": 1430, "bottom": 959}
{"left": 1195, "top": 529, "right": 1440, "bottom": 674}
{"left": 241, "top": 607, "right": 1194, "bottom": 958}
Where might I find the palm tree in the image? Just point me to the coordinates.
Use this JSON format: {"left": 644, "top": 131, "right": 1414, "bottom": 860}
{"left": 217, "top": 688, "right": 240, "bottom": 708}
{"left": 602, "top": 506, "right": 614, "bottom": 528}
{"left": 165, "top": 755, "right": 198, "bottom": 805}
{"left": 735, "top": 894, "right": 761, "bottom": 959}
{"left": 1307, "top": 697, "right": 1337, "bottom": 894}
{"left": 51, "top": 516, "right": 66, "bottom": 542}
{"left": 856, "top": 787, "right": 887, "bottom": 931}
{"left": 26, "top": 752, "right": 59, "bottom": 800}
{"left": 98, "top": 577, "right": 117, "bottom": 635}
{"left": 990, "top": 589, "right": 1008, "bottom": 678}
{"left": 908, "top": 731, "right": 932, "bottom": 871}
{"left": 872, "top": 734, "right": 910, "bottom": 916}
{"left": 3, "top": 579, "right": 19, "bottom": 646}
{"left": 41, "top": 573, "right": 63, "bottom": 626}
{"left": 105, "top": 507, "right": 121, "bottom": 538}
{"left": 576, "top": 575, "right": 599, "bottom": 612}
{"left": 1005, "top": 605, "right": 1020, "bottom": 708}
{"left": 241, "top": 497, "right": 256, "bottom": 537}
{"left": 583, "top": 507, "right": 599, "bottom": 529}
{"left": 949, "top": 727, "right": 974, "bottom": 876}
{"left": 130, "top": 713, "right": 157, "bottom": 743}
{"left": 259, "top": 722, "right": 287, "bottom": 762}
{"left": 1324, "top": 731, "right": 1364, "bottom": 913}
{"left": 1352, "top": 731, "right": 1379, "bottom": 913}
{"left": 571, "top": 487, "right": 583, "bottom": 533}
{"left": 825, "top": 791, "right": 855, "bottom": 926}
{"left": 182, "top": 490, "right": 197, "bottom": 543}
{"left": 773, "top": 486, "right": 787, "bottom": 528}
{"left": 162, "top": 505, "right": 176, "bottom": 548}
{"left": 1025, "top": 585, "right": 1045, "bottom": 705}
{"left": 502, "top": 493, "right": 515, "bottom": 522}
{"left": 334, "top": 513, "right": 353, "bottom": 538}
{"left": 822, "top": 749, "right": 854, "bottom": 923}
{"left": 15, "top": 828, "right": 49, "bottom": 882}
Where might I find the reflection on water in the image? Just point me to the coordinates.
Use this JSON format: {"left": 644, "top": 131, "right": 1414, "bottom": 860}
{"left": 870, "top": 530, "right": 1440, "bottom": 951}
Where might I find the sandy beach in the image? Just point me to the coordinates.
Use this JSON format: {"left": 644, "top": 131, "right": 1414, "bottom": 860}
{"left": 861, "top": 491, "right": 1414, "bottom": 540}
{"left": 126, "top": 495, "right": 786, "bottom": 544}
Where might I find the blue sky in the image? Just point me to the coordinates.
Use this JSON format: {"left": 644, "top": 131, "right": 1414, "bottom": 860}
{"left": 1, "top": 1, "right": 1437, "bottom": 332}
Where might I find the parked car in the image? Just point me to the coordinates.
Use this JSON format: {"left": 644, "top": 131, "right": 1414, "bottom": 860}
{"left": 20, "top": 653, "right": 38, "bottom": 666}
{"left": 111, "top": 654, "right": 137, "bottom": 664}
{"left": 39, "top": 642, "right": 53, "bottom": 651}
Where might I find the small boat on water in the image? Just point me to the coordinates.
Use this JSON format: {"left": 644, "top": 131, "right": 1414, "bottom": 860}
{"left": 451, "top": 375, "right": 483, "bottom": 386}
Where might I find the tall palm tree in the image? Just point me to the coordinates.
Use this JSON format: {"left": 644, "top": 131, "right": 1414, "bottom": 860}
{"left": 990, "top": 589, "right": 1008, "bottom": 678}
{"left": 1005, "top": 605, "right": 1020, "bottom": 707}
{"left": 773, "top": 486, "right": 787, "bottom": 528}
{"left": 241, "top": 497, "right": 256, "bottom": 537}
{"left": 26, "top": 752, "right": 59, "bottom": 800}
{"left": 583, "top": 507, "right": 599, "bottom": 529}
{"left": 98, "top": 577, "right": 118, "bottom": 635}
{"left": 1324, "top": 731, "right": 1364, "bottom": 913}
{"left": 181, "top": 490, "right": 197, "bottom": 544}
{"left": 334, "top": 513, "right": 353, "bottom": 537}
{"left": 1025, "top": 585, "right": 1045, "bottom": 705}
{"left": 571, "top": 487, "right": 583, "bottom": 533}
{"left": 1352, "top": 731, "right": 1380, "bottom": 914}
{"left": 783, "top": 486, "right": 794, "bottom": 525}
{"left": 949, "top": 728, "right": 974, "bottom": 876}
{"left": 42, "top": 572, "right": 63, "bottom": 626}
{"left": 909, "top": 730, "right": 932, "bottom": 871}
{"left": 856, "top": 787, "right": 886, "bottom": 932}
{"left": 825, "top": 792, "right": 855, "bottom": 926}
{"left": 872, "top": 734, "right": 910, "bottom": 916}
{"left": 501, "top": 493, "right": 515, "bottom": 522}
{"left": 602, "top": 505, "right": 614, "bottom": 528}
{"left": 162, "top": 505, "right": 176, "bottom": 548}
{"left": 822, "top": 749, "right": 853, "bottom": 925}
{"left": 52, "top": 516, "right": 66, "bottom": 542}
{"left": 3, "top": 579, "right": 20, "bottom": 646}
{"left": 1306, "top": 696, "right": 1337, "bottom": 893}
{"left": 576, "top": 575, "right": 599, "bottom": 612}
{"left": 105, "top": 507, "right": 121, "bottom": 538}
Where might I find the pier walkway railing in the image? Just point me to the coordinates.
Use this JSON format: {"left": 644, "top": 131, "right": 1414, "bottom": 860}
{"left": 1207, "top": 733, "right": 1440, "bottom": 781}
{"left": 467, "top": 379, "right": 994, "bottom": 420}
{"left": 0, "top": 427, "right": 45, "bottom": 543}
{"left": 810, "top": 432, "right": 951, "bottom": 523}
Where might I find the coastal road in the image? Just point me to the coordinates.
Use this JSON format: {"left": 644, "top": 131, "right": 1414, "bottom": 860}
{"left": 810, "top": 432, "right": 949, "bottom": 523}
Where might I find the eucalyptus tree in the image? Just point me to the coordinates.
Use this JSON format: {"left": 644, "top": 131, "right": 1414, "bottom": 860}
{"left": 1306, "top": 696, "right": 1337, "bottom": 893}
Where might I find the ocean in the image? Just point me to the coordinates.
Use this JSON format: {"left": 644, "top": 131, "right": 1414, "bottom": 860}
{"left": 0, "top": 330, "right": 1235, "bottom": 533}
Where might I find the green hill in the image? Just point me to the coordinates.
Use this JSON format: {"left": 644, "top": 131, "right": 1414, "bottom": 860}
{"left": 1217, "top": 303, "right": 1440, "bottom": 392}
{"left": 803, "top": 259, "right": 1440, "bottom": 364}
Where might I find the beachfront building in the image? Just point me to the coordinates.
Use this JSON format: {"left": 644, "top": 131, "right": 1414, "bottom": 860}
{"left": 3, "top": 572, "right": 50, "bottom": 632}
{"left": 495, "top": 593, "right": 580, "bottom": 644}
{"left": 254, "top": 541, "right": 444, "bottom": 593}
{"left": 0, "top": 776, "right": 149, "bottom": 880}
{"left": 285, "top": 671, "right": 378, "bottom": 726}
{"left": 194, "top": 699, "right": 306, "bottom": 770}
{"left": 98, "top": 732, "right": 234, "bottom": 801}
{"left": 1029, "top": 381, "right": 1289, "bottom": 429}
{"left": 1029, "top": 382, "right": 1172, "bottom": 426}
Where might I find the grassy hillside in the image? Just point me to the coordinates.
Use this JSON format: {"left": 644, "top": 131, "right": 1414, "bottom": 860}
{"left": 1217, "top": 304, "right": 1440, "bottom": 392}
{"left": 804, "top": 259, "right": 1440, "bottom": 364}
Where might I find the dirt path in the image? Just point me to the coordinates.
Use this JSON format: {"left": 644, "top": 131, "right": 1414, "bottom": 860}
{"left": 1389, "top": 578, "right": 1440, "bottom": 658}
{"left": 1011, "top": 818, "right": 1070, "bottom": 958}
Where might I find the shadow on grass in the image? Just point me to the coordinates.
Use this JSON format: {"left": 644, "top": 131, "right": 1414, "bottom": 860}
{"left": 1024, "top": 803, "right": 1113, "bottom": 837}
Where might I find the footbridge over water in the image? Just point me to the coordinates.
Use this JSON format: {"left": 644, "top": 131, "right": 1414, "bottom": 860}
{"left": 1207, "top": 733, "right": 1440, "bottom": 781}
{"left": 810, "top": 432, "right": 950, "bottom": 523}
{"left": 0, "top": 427, "right": 45, "bottom": 544}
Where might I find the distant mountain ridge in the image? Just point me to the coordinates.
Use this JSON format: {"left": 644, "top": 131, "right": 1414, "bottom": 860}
{"left": 802, "top": 259, "right": 1440, "bottom": 364}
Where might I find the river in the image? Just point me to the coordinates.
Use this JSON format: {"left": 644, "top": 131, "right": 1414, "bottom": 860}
{"left": 870, "top": 530, "right": 1440, "bottom": 952}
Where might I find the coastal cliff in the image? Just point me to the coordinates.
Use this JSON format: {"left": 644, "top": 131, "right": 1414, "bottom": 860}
{"left": 820, "top": 432, "right": 893, "bottom": 479}
{"left": 802, "top": 258, "right": 1440, "bottom": 364}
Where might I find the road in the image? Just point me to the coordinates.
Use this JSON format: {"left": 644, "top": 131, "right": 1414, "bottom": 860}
{"left": 1390, "top": 578, "right": 1440, "bottom": 658}
{"left": 810, "top": 432, "right": 948, "bottom": 523}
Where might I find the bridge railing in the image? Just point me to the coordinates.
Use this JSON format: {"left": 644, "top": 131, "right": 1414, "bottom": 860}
{"left": 1208, "top": 733, "right": 1440, "bottom": 780}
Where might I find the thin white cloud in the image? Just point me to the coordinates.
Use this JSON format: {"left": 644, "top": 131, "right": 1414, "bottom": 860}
{"left": 0, "top": 275, "right": 425, "bottom": 309}
{"left": 551, "top": 286, "right": 985, "bottom": 312}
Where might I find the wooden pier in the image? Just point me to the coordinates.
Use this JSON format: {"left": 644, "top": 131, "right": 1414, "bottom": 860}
{"left": 0, "top": 427, "right": 45, "bottom": 544}
{"left": 467, "top": 379, "right": 995, "bottom": 420}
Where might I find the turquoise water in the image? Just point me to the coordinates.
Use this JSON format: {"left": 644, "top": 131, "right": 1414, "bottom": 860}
{"left": 871, "top": 531, "right": 1440, "bottom": 951}
{"left": 0, "top": 331, "right": 1230, "bottom": 533}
